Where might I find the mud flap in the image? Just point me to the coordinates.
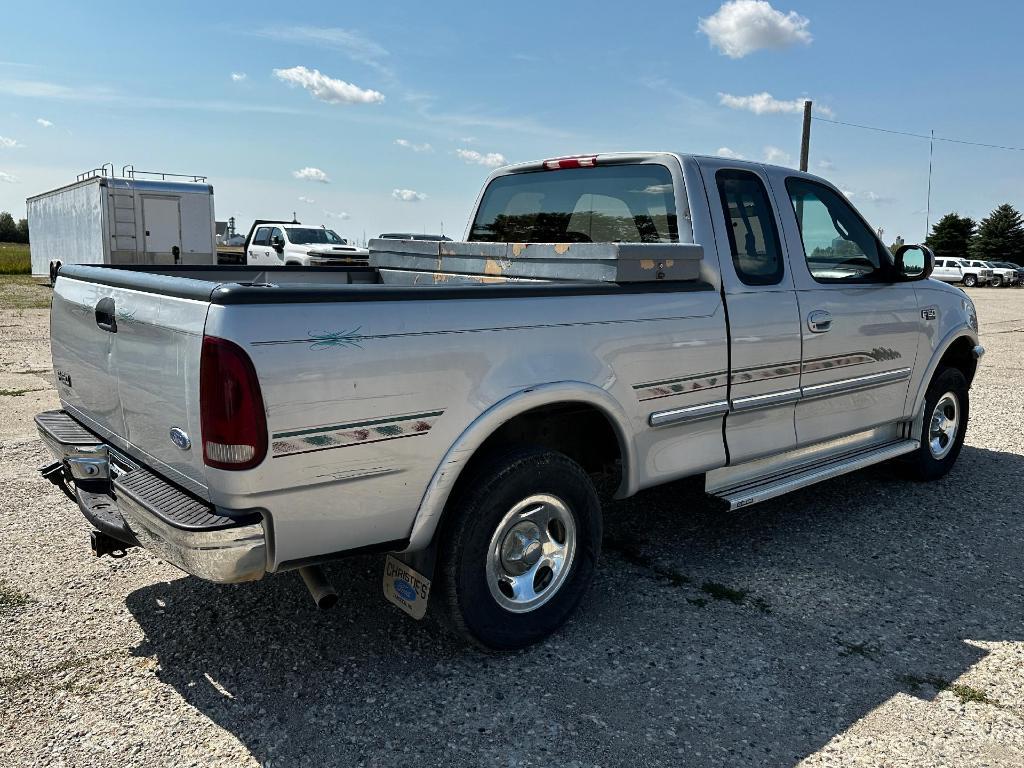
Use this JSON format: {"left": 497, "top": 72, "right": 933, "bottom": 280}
{"left": 382, "top": 547, "right": 436, "bottom": 620}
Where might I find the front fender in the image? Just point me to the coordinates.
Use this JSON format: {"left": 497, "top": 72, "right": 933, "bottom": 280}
{"left": 910, "top": 322, "right": 980, "bottom": 422}
{"left": 404, "top": 381, "right": 636, "bottom": 551}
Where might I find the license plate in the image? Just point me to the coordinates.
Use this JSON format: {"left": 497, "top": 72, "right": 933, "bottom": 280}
{"left": 382, "top": 555, "right": 431, "bottom": 620}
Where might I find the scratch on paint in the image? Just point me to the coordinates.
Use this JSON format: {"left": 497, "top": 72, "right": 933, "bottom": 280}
{"left": 308, "top": 328, "right": 363, "bottom": 350}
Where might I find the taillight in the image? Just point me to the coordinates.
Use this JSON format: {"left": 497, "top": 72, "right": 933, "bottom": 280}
{"left": 200, "top": 336, "right": 267, "bottom": 470}
{"left": 542, "top": 155, "right": 598, "bottom": 170}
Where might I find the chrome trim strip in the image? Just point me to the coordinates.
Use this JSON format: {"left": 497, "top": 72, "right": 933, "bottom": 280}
{"left": 730, "top": 388, "right": 802, "bottom": 412}
{"left": 800, "top": 367, "right": 912, "bottom": 400}
{"left": 649, "top": 399, "right": 729, "bottom": 428}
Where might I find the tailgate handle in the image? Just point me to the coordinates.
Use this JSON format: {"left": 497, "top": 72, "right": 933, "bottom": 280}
{"left": 95, "top": 297, "right": 117, "bottom": 333}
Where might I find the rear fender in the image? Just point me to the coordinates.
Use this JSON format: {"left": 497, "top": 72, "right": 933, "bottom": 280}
{"left": 405, "top": 381, "right": 635, "bottom": 551}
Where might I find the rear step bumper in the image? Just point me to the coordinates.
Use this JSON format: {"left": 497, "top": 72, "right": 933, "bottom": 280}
{"left": 35, "top": 410, "right": 267, "bottom": 583}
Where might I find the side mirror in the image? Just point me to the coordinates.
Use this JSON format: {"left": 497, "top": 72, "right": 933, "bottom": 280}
{"left": 894, "top": 244, "right": 934, "bottom": 281}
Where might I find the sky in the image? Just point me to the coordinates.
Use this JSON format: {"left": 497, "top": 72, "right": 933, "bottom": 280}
{"left": 1, "top": 0, "right": 1022, "bottom": 245}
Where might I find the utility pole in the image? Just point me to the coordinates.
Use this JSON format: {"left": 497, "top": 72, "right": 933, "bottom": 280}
{"left": 925, "top": 129, "right": 935, "bottom": 239}
{"left": 799, "top": 100, "right": 812, "bottom": 172}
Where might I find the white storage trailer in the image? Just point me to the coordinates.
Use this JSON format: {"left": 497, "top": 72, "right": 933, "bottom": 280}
{"left": 27, "top": 166, "right": 216, "bottom": 281}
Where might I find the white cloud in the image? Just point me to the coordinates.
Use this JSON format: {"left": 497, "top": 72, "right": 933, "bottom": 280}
{"left": 293, "top": 167, "right": 330, "bottom": 183}
{"left": 0, "top": 170, "right": 18, "bottom": 183}
{"left": 297, "top": 196, "right": 316, "bottom": 204}
{"left": 395, "top": 138, "right": 433, "bottom": 152}
{"left": 392, "top": 188, "right": 426, "bottom": 202}
{"left": 455, "top": 148, "right": 507, "bottom": 167}
{"left": 36, "top": 117, "right": 53, "bottom": 128}
{"left": 698, "top": 0, "right": 812, "bottom": 58}
{"left": 718, "top": 91, "right": 833, "bottom": 118}
{"left": 324, "top": 209, "right": 351, "bottom": 220}
{"left": 231, "top": 72, "right": 247, "bottom": 82}
{"left": 0, "top": 135, "right": 22, "bottom": 148}
{"left": 716, "top": 146, "right": 745, "bottom": 160}
{"left": 763, "top": 146, "right": 792, "bottom": 166}
{"left": 817, "top": 158, "right": 835, "bottom": 171}
{"left": 273, "top": 65, "right": 384, "bottom": 105}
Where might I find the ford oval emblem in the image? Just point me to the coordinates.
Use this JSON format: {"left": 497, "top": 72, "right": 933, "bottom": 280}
{"left": 393, "top": 578, "right": 417, "bottom": 602}
{"left": 169, "top": 427, "right": 191, "bottom": 450}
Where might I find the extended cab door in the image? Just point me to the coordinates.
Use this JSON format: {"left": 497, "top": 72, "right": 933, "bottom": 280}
{"left": 698, "top": 159, "right": 802, "bottom": 463}
{"left": 770, "top": 174, "right": 922, "bottom": 446}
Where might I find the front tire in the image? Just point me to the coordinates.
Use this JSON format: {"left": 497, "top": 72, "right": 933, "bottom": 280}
{"left": 437, "top": 447, "right": 602, "bottom": 650}
{"left": 901, "top": 367, "right": 969, "bottom": 481}
{"left": 962, "top": 275, "right": 977, "bottom": 287}
{"left": 990, "top": 275, "right": 1003, "bottom": 288}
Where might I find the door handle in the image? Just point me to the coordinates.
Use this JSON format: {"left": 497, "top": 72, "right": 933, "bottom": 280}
{"left": 807, "top": 310, "right": 832, "bottom": 333}
{"left": 95, "top": 297, "right": 117, "bottom": 333}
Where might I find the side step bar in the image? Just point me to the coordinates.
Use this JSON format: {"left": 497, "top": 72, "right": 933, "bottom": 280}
{"left": 711, "top": 439, "right": 919, "bottom": 511}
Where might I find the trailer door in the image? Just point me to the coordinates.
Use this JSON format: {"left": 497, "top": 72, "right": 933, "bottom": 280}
{"left": 142, "top": 196, "right": 182, "bottom": 264}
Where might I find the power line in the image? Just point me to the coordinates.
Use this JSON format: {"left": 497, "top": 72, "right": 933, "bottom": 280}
{"left": 813, "top": 116, "right": 1024, "bottom": 153}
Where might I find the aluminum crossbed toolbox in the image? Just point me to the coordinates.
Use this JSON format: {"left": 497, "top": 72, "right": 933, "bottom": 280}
{"left": 368, "top": 239, "right": 703, "bottom": 283}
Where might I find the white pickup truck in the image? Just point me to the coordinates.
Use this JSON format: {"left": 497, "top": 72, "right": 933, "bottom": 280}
{"left": 245, "top": 220, "right": 369, "bottom": 267}
{"left": 37, "top": 152, "right": 983, "bottom": 649}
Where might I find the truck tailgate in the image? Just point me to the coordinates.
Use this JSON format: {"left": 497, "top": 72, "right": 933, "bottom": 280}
{"left": 51, "top": 276, "right": 211, "bottom": 498}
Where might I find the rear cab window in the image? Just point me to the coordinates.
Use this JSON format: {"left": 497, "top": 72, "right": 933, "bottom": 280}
{"left": 252, "top": 227, "right": 271, "bottom": 246}
{"left": 469, "top": 164, "right": 679, "bottom": 243}
{"left": 715, "top": 169, "right": 784, "bottom": 285}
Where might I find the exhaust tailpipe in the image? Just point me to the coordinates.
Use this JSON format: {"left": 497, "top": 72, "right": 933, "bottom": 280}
{"left": 299, "top": 566, "right": 338, "bottom": 609}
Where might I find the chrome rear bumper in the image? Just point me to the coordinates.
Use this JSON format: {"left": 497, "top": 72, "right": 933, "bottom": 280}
{"left": 35, "top": 410, "right": 267, "bottom": 583}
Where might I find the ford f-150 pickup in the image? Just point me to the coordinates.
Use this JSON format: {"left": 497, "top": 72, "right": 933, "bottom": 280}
{"left": 36, "top": 152, "right": 984, "bottom": 649}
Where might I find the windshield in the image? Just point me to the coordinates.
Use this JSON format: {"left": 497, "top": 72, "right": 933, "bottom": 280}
{"left": 286, "top": 227, "right": 344, "bottom": 245}
{"left": 469, "top": 164, "right": 678, "bottom": 243}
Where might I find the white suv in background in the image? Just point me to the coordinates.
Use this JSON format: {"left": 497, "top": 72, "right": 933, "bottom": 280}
{"left": 246, "top": 222, "right": 370, "bottom": 267}
{"left": 981, "top": 261, "right": 1018, "bottom": 287}
{"left": 931, "top": 259, "right": 965, "bottom": 283}
{"left": 957, "top": 259, "right": 993, "bottom": 287}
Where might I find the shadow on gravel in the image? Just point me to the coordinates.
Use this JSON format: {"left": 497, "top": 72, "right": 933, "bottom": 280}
{"left": 126, "top": 445, "right": 1024, "bottom": 767}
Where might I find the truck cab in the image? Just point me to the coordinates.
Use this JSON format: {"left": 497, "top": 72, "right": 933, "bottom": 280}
{"left": 246, "top": 222, "right": 369, "bottom": 266}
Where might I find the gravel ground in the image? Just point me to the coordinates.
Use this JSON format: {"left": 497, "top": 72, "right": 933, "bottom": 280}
{"left": 1, "top": 287, "right": 1022, "bottom": 767}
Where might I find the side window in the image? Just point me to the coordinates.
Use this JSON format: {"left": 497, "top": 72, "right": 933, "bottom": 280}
{"left": 270, "top": 227, "right": 284, "bottom": 243}
{"left": 252, "top": 227, "right": 271, "bottom": 246}
{"left": 715, "top": 169, "right": 784, "bottom": 286}
{"left": 786, "top": 178, "right": 892, "bottom": 283}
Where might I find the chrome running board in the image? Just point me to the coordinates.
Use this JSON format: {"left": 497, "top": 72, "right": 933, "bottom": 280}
{"left": 710, "top": 439, "right": 919, "bottom": 511}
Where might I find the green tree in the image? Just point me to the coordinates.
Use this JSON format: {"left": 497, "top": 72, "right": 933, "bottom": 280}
{"left": 925, "top": 213, "right": 975, "bottom": 260}
{"left": 16, "top": 218, "right": 29, "bottom": 244}
{"left": 969, "top": 204, "right": 1024, "bottom": 265}
{"left": 0, "top": 211, "right": 17, "bottom": 243}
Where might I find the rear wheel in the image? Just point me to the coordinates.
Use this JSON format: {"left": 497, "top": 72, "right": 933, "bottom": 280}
{"left": 901, "top": 367, "right": 969, "bottom": 481}
{"left": 437, "top": 447, "right": 602, "bottom": 650}
{"left": 962, "top": 274, "right": 977, "bottom": 287}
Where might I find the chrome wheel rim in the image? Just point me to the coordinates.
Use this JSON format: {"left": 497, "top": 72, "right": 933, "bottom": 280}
{"left": 485, "top": 493, "right": 576, "bottom": 613}
{"left": 928, "top": 391, "right": 959, "bottom": 459}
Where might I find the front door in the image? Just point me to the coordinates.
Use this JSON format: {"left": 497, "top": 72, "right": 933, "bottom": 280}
{"left": 248, "top": 226, "right": 273, "bottom": 264}
{"left": 698, "top": 159, "right": 802, "bottom": 464}
{"left": 771, "top": 175, "right": 923, "bottom": 447}
{"left": 141, "top": 196, "right": 181, "bottom": 265}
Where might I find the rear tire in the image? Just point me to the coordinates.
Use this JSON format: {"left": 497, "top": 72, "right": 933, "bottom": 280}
{"left": 962, "top": 275, "right": 977, "bottom": 287}
{"left": 436, "top": 447, "right": 602, "bottom": 650}
{"left": 901, "top": 367, "right": 969, "bottom": 481}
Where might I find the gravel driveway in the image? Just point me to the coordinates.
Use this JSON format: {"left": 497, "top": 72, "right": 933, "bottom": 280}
{"left": 2, "top": 288, "right": 1022, "bottom": 767}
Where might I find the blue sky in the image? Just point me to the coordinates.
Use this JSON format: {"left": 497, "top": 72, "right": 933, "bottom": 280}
{"left": 1, "top": 0, "right": 1022, "bottom": 244}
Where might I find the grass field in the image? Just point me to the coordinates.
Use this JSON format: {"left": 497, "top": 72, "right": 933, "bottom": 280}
{"left": 0, "top": 243, "right": 31, "bottom": 275}
{"left": 0, "top": 275, "right": 50, "bottom": 310}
